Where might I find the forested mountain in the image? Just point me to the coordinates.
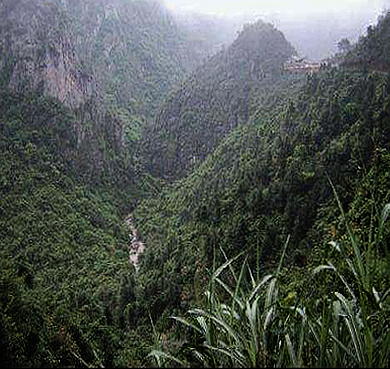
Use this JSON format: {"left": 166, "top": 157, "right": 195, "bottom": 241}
{"left": 0, "top": 0, "right": 221, "bottom": 366}
{"left": 0, "top": 0, "right": 97, "bottom": 108}
{"left": 135, "top": 66, "right": 390, "bottom": 310}
{"left": 142, "top": 19, "right": 295, "bottom": 181}
{"left": 1, "top": 1, "right": 389, "bottom": 368}
{"left": 65, "top": 0, "right": 215, "bottom": 120}
{"left": 133, "top": 13, "right": 390, "bottom": 367}
{"left": 0, "top": 0, "right": 221, "bottom": 185}
{"left": 0, "top": 93, "right": 137, "bottom": 367}
{"left": 344, "top": 10, "right": 390, "bottom": 71}
{"left": 0, "top": 0, "right": 215, "bottom": 114}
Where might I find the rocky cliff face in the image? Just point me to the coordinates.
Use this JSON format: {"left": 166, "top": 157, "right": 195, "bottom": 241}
{"left": 0, "top": 0, "right": 220, "bottom": 117}
{"left": 0, "top": 0, "right": 223, "bottom": 182}
{"left": 63, "top": 0, "right": 210, "bottom": 120}
{"left": 0, "top": 0, "right": 96, "bottom": 109}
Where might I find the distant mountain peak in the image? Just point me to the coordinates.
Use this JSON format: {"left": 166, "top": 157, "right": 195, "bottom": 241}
{"left": 142, "top": 19, "right": 295, "bottom": 181}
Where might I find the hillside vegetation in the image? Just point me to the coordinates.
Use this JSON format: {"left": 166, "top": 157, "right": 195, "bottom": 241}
{"left": 0, "top": 2, "right": 389, "bottom": 368}
{"left": 0, "top": 0, "right": 219, "bottom": 366}
{"left": 135, "top": 66, "right": 390, "bottom": 319}
{"left": 0, "top": 90, "right": 140, "bottom": 367}
{"left": 0, "top": 0, "right": 221, "bottom": 186}
{"left": 134, "top": 14, "right": 390, "bottom": 367}
{"left": 66, "top": 0, "right": 214, "bottom": 120}
{"left": 141, "top": 20, "right": 295, "bottom": 181}
{"left": 344, "top": 10, "right": 390, "bottom": 71}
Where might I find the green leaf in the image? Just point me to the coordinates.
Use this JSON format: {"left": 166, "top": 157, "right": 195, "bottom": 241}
{"left": 147, "top": 349, "right": 186, "bottom": 367}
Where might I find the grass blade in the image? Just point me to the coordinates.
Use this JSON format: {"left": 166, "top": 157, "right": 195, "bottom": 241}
{"left": 203, "top": 344, "right": 246, "bottom": 367}
{"left": 148, "top": 350, "right": 186, "bottom": 367}
{"left": 335, "top": 292, "right": 364, "bottom": 365}
{"left": 212, "top": 251, "right": 244, "bottom": 281}
{"left": 170, "top": 316, "right": 203, "bottom": 335}
{"left": 276, "top": 235, "right": 290, "bottom": 276}
{"left": 285, "top": 333, "right": 298, "bottom": 367}
{"left": 249, "top": 274, "right": 274, "bottom": 302}
{"left": 188, "top": 308, "right": 241, "bottom": 344}
{"left": 327, "top": 175, "right": 366, "bottom": 289}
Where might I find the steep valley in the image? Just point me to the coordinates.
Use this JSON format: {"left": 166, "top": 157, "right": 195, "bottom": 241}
{"left": 1, "top": 1, "right": 390, "bottom": 367}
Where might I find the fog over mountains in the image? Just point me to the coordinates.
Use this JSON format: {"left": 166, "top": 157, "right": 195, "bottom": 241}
{"left": 1, "top": 1, "right": 389, "bottom": 367}
{"left": 167, "top": 0, "right": 390, "bottom": 59}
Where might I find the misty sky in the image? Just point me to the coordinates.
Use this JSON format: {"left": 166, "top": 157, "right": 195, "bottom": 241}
{"left": 164, "top": 0, "right": 389, "bottom": 18}
{"left": 165, "top": 0, "right": 390, "bottom": 59}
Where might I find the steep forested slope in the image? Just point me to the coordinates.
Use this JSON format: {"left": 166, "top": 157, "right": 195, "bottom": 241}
{"left": 0, "top": 0, "right": 122, "bottom": 186}
{"left": 134, "top": 68, "right": 390, "bottom": 325}
{"left": 141, "top": 20, "right": 295, "bottom": 181}
{"left": 133, "top": 52, "right": 390, "bottom": 364}
{"left": 66, "top": 0, "right": 216, "bottom": 121}
{"left": 0, "top": 91, "right": 142, "bottom": 367}
{"left": 1, "top": 1, "right": 390, "bottom": 367}
{"left": 0, "top": 0, "right": 220, "bottom": 186}
{"left": 0, "top": 1, "right": 222, "bottom": 367}
{"left": 0, "top": 0, "right": 215, "bottom": 116}
{"left": 344, "top": 10, "right": 390, "bottom": 71}
{"left": 0, "top": 0, "right": 97, "bottom": 108}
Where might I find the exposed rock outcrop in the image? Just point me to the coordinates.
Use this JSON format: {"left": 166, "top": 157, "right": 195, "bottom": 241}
{"left": 125, "top": 214, "right": 145, "bottom": 271}
{"left": 0, "top": 0, "right": 96, "bottom": 109}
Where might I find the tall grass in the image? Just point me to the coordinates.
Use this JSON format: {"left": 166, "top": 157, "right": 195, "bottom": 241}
{"left": 149, "top": 183, "right": 390, "bottom": 367}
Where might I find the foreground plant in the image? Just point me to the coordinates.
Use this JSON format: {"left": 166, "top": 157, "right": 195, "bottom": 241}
{"left": 309, "top": 178, "right": 390, "bottom": 368}
{"left": 149, "top": 237, "right": 300, "bottom": 367}
{"left": 148, "top": 181, "right": 390, "bottom": 367}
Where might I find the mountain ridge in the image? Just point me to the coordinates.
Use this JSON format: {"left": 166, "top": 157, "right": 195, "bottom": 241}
{"left": 142, "top": 19, "right": 295, "bottom": 181}
{"left": 1, "top": 3, "right": 389, "bottom": 367}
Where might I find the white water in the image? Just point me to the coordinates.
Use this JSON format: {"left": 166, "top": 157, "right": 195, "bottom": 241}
{"left": 124, "top": 214, "right": 145, "bottom": 271}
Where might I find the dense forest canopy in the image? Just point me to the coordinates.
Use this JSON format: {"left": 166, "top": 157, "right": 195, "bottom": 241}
{"left": 343, "top": 9, "right": 390, "bottom": 71}
{"left": 0, "top": 0, "right": 389, "bottom": 367}
{"left": 141, "top": 19, "right": 295, "bottom": 181}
